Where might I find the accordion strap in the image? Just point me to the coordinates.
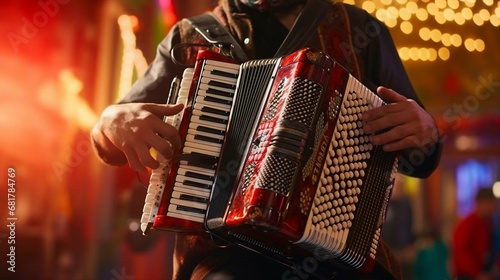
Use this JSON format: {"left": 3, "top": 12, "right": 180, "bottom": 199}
{"left": 185, "top": 13, "right": 249, "bottom": 62}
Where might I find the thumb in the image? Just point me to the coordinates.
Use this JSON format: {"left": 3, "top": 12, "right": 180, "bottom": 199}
{"left": 145, "top": 103, "right": 184, "bottom": 118}
{"left": 377, "top": 86, "right": 407, "bottom": 104}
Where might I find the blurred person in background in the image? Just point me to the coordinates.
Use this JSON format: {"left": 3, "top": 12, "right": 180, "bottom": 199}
{"left": 413, "top": 227, "right": 450, "bottom": 280}
{"left": 452, "top": 187, "right": 499, "bottom": 280}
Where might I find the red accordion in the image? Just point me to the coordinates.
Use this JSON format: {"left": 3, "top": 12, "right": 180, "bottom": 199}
{"left": 141, "top": 48, "right": 399, "bottom": 273}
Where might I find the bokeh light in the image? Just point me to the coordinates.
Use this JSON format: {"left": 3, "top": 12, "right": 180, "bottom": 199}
{"left": 344, "top": 0, "right": 497, "bottom": 61}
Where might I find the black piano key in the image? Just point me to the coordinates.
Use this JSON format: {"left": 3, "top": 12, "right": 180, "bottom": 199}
{"left": 201, "top": 106, "right": 230, "bottom": 117}
{"left": 179, "top": 194, "right": 209, "bottom": 204}
{"left": 197, "top": 125, "right": 226, "bottom": 136}
{"left": 178, "top": 152, "right": 219, "bottom": 168}
{"left": 206, "top": 87, "right": 234, "bottom": 98}
{"left": 208, "top": 80, "right": 236, "bottom": 90}
{"left": 211, "top": 69, "right": 238, "bottom": 79}
{"left": 185, "top": 171, "right": 215, "bottom": 181}
{"left": 176, "top": 205, "right": 206, "bottom": 215}
{"left": 194, "top": 134, "right": 223, "bottom": 145}
{"left": 199, "top": 114, "right": 228, "bottom": 125}
{"left": 204, "top": 95, "right": 233, "bottom": 106}
{"left": 183, "top": 180, "right": 212, "bottom": 190}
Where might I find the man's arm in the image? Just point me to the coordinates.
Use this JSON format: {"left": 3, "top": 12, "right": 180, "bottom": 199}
{"left": 91, "top": 24, "right": 186, "bottom": 173}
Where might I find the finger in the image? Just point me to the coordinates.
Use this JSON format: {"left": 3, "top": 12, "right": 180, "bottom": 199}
{"left": 146, "top": 134, "right": 176, "bottom": 160}
{"left": 144, "top": 103, "right": 184, "bottom": 119}
{"left": 377, "top": 86, "right": 407, "bottom": 103}
{"left": 135, "top": 144, "right": 161, "bottom": 171}
{"left": 154, "top": 122, "right": 182, "bottom": 151}
{"left": 371, "top": 124, "right": 414, "bottom": 146}
{"left": 363, "top": 110, "right": 411, "bottom": 134}
{"left": 382, "top": 135, "right": 418, "bottom": 152}
{"left": 362, "top": 89, "right": 408, "bottom": 122}
{"left": 122, "top": 145, "right": 149, "bottom": 174}
{"left": 362, "top": 102, "right": 405, "bottom": 123}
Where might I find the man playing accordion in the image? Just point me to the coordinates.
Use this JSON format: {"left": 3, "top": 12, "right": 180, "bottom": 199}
{"left": 91, "top": 0, "right": 442, "bottom": 279}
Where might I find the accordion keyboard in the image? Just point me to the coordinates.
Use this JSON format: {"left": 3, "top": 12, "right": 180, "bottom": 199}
{"left": 167, "top": 59, "right": 240, "bottom": 223}
{"left": 140, "top": 68, "right": 193, "bottom": 234}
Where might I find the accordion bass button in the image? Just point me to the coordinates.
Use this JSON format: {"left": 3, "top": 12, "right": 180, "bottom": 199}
{"left": 327, "top": 201, "right": 333, "bottom": 209}
{"left": 327, "top": 176, "right": 333, "bottom": 185}
{"left": 321, "top": 177, "right": 328, "bottom": 185}
{"left": 328, "top": 193, "right": 334, "bottom": 200}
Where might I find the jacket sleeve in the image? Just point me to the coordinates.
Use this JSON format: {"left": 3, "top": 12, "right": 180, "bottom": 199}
{"left": 346, "top": 5, "right": 442, "bottom": 178}
{"left": 118, "top": 23, "right": 185, "bottom": 105}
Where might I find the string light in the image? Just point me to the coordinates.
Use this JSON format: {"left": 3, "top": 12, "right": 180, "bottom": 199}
{"left": 343, "top": 0, "right": 497, "bottom": 61}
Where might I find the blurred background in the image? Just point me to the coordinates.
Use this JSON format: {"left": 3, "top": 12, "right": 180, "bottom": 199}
{"left": 0, "top": 0, "right": 498, "bottom": 279}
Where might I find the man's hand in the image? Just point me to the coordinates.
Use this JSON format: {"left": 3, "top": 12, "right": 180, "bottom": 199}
{"left": 362, "top": 86, "right": 438, "bottom": 152}
{"left": 93, "top": 102, "right": 184, "bottom": 174}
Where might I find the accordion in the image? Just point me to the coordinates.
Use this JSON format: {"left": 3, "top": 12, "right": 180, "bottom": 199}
{"left": 141, "top": 48, "right": 399, "bottom": 273}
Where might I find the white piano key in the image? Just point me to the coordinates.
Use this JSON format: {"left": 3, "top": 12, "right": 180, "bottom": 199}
{"left": 178, "top": 165, "right": 215, "bottom": 177}
{"left": 192, "top": 107, "right": 230, "bottom": 121}
{"left": 187, "top": 128, "right": 224, "bottom": 141}
{"left": 182, "top": 146, "right": 220, "bottom": 158}
{"left": 166, "top": 207, "right": 205, "bottom": 223}
{"left": 173, "top": 185, "right": 211, "bottom": 197}
{"left": 185, "top": 134, "right": 223, "bottom": 148}
{"left": 197, "top": 88, "right": 234, "bottom": 102}
{"left": 183, "top": 140, "right": 222, "bottom": 155}
{"left": 193, "top": 101, "right": 231, "bottom": 115}
{"left": 171, "top": 190, "right": 208, "bottom": 202}
{"left": 196, "top": 93, "right": 233, "bottom": 107}
{"left": 174, "top": 182, "right": 211, "bottom": 193}
{"left": 200, "top": 76, "right": 236, "bottom": 88}
{"left": 189, "top": 115, "right": 228, "bottom": 131}
{"left": 205, "top": 59, "right": 240, "bottom": 71}
{"left": 202, "top": 70, "right": 238, "bottom": 84}
{"left": 175, "top": 174, "right": 213, "bottom": 186}
{"left": 170, "top": 197, "right": 208, "bottom": 211}
{"left": 198, "top": 82, "right": 235, "bottom": 96}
